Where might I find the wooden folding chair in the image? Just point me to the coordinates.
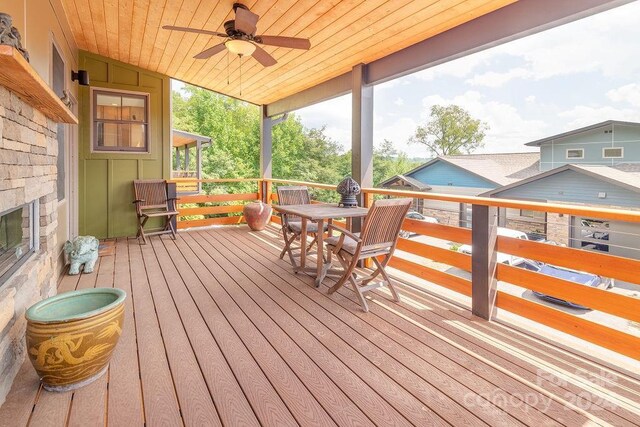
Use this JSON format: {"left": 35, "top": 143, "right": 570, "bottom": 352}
{"left": 323, "top": 198, "right": 412, "bottom": 312}
{"left": 277, "top": 186, "right": 327, "bottom": 265}
{"left": 133, "top": 179, "right": 179, "bottom": 244}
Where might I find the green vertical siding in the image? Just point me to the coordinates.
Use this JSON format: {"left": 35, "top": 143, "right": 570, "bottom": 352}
{"left": 78, "top": 51, "right": 171, "bottom": 238}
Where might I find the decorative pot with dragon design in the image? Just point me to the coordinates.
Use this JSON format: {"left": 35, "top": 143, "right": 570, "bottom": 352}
{"left": 25, "top": 288, "right": 126, "bottom": 392}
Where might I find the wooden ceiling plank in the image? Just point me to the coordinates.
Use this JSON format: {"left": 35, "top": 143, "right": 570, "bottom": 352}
{"left": 369, "top": 0, "right": 519, "bottom": 70}
{"left": 60, "top": 0, "right": 89, "bottom": 51}
{"left": 250, "top": 0, "right": 506, "bottom": 103}
{"left": 128, "top": 0, "right": 149, "bottom": 66}
{"left": 250, "top": 0, "right": 465, "bottom": 101}
{"left": 182, "top": 0, "right": 265, "bottom": 85}
{"left": 171, "top": 0, "right": 237, "bottom": 81}
{"left": 117, "top": 0, "right": 134, "bottom": 63}
{"left": 237, "top": 0, "right": 424, "bottom": 101}
{"left": 163, "top": 0, "right": 221, "bottom": 78}
{"left": 206, "top": 0, "right": 337, "bottom": 95}
{"left": 84, "top": 0, "right": 109, "bottom": 58}
{"left": 155, "top": 0, "right": 204, "bottom": 76}
{"left": 104, "top": 0, "right": 121, "bottom": 60}
{"left": 72, "top": 0, "right": 100, "bottom": 54}
{"left": 148, "top": 0, "right": 185, "bottom": 73}
{"left": 138, "top": 0, "right": 168, "bottom": 70}
{"left": 196, "top": 0, "right": 379, "bottom": 99}
{"left": 256, "top": 0, "right": 514, "bottom": 104}
{"left": 191, "top": 0, "right": 300, "bottom": 83}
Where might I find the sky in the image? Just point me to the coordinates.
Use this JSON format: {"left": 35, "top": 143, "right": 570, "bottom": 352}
{"left": 294, "top": 1, "right": 640, "bottom": 158}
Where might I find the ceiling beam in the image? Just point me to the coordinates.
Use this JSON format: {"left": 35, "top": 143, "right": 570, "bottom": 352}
{"left": 265, "top": 72, "right": 352, "bottom": 117}
{"left": 265, "top": 0, "right": 632, "bottom": 117}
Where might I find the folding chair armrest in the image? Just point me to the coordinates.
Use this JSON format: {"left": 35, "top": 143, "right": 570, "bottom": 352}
{"left": 133, "top": 199, "right": 145, "bottom": 204}
{"left": 327, "top": 224, "right": 360, "bottom": 242}
{"left": 327, "top": 223, "right": 361, "bottom": 254}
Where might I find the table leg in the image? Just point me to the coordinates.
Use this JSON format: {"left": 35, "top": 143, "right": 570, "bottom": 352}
{"left": 315, "top": 219, "right": 325, "bottom": 287}
{"left": 300, "top": 218, "right": 307, "bottom": 269}
{"left": 346, "top": 217, "right": 352, "bottom": 231}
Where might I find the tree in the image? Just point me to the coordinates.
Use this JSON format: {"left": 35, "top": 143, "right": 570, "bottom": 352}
{"left": 373, "top": 140, "right": 420, "bottom": 186}
{"left": 410, "top": 105, "right": 488, "bottom": 156}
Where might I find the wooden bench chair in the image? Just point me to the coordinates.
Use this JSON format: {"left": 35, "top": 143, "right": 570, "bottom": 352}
{"left": 277, "top": 186, "right": 328, "bottom": 265}
{"left": 324, "top": 198, "right": 412, "bottom": 312}
{"left": 133, "top": 179, "right": 179, "bottom": 244}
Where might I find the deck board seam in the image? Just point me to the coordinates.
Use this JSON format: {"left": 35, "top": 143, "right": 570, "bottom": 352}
{"left": 161, "top": 235, "right": 300, "bottom": 426}
{"left": 213, "top": 228, "right": 526, "bottom": 427}
{"left": 182, "top": 231, "right": 394, "bottom": 427}
{"left": 222, "top": 231, "right": 612, "bottom": 426}
{"left": 247, "top": 227, "right": 634, "bottom": 426}
{"left": 190, "top": 229, "right": 453, "bottom": 426}
{"left": 172, "top": 234, "right": 335, "bottom": 426}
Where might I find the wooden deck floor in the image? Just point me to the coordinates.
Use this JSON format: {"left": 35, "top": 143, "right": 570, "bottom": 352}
{"left": 1, "top": 225, "right": 640, "bottom": 426}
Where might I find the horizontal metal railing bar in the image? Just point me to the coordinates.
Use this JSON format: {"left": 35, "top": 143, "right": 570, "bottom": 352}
{"left": 362, "top": 187, "right": 640, "bottom": 223}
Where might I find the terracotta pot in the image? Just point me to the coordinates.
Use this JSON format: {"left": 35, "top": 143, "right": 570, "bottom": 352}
{"left": 25, "top": 288, "right": 126, "bottom": 392}
{"left": 243, "top": 201, "right": 272, "bottom": 231}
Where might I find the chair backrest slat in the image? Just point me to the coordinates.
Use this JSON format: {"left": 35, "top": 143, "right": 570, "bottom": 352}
{"left": 360, "top": 198, "right": 412, "bottom": 251}
{"left": 134, "top": 180, "right": 169, "bottom": 210}
{"left": 277, "top": 186, "right": 311, "bottom": 225}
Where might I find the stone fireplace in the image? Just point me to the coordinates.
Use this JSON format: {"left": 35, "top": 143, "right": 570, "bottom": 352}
{"left": 0, "top": 85, "right": 59, "bottom": 403}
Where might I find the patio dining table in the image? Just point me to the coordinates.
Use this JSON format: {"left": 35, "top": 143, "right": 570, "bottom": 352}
{"left": 273, "top": 203, "right": 369, "bottom": 287}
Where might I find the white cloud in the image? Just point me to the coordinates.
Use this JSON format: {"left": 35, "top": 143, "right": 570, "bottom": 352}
{"left": 558, "top": 105, "right": 640, "bottom": 129}
{"left": 466, "top": 68, "right": 532, "bottom": 88}
{"left": 607, "top": 83, "right": 640, "bottom": 107}
{"left": 295, "top": 94, "right": 351, "bottom": 149}
{"left": 412, "top": 53, "right": 489, "bottom": 82}
{"left": 487, "top": 2, "right": 640, "bottom": 81}
{"left": 525, "top": 95, "right": 536, "bottom": 104}
{"left": 420, "top": 91, "right": 546, "bottom": 153}
{"left": 393, "top": 97, "right": 405, "bottom": 106}
{"left": 374, "top": 117, "right": 418, "bottom": 153}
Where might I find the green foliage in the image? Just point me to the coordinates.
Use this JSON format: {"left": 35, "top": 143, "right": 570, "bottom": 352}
{"left": 410, "top": 104, "right": 489, "bottom": 156}
{"left": 172, "top": 84, "right": 420, "bottom": 199}
{"left": 374, "top": 140, "right": 421, "bottom": 185}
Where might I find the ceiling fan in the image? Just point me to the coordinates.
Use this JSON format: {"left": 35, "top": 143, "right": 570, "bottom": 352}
{"left": 163, "top": 3, "right": 311, "bottom": 67}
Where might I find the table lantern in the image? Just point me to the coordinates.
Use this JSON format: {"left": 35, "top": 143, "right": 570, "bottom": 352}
{"left": 337, "top": 176, "right": 361, "bottom": 208}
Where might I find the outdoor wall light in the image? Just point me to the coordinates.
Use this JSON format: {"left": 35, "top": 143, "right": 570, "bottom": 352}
{"left": 71, "top": 70, "right": 90, "bottom": 86}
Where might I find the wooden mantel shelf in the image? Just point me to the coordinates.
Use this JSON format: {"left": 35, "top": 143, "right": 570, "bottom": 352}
{"left": 0, "top": 45, "right": 78, "bottom": 124}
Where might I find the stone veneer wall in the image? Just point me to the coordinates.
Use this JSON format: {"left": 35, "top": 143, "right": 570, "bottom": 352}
{"left": 0, "top": 86, "right": 59, "bottom": 404}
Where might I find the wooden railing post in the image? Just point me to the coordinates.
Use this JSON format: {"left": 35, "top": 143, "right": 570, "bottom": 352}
{"left": 362, "top": 191, "right": 374, "bottom": 268}
{"left": 265, "top": 180, "right": 272, "bottom": 205}
{"left": 167, "top": 181, "right": 178, "bottom": 231}
{"left": 471, "top": 204, "right": 498, "bottom": 320}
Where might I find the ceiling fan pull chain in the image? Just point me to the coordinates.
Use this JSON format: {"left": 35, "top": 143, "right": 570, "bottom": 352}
{"left": 227, "top": 53, "right": 230, "bottom": 85}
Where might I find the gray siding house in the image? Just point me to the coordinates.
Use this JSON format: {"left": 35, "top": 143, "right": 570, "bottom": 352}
{"left": 382, "top": 120, "right": 640, "bottom": 259}
{"left": 485, "top": 121, "right": 640, "bottom": 260}
{"left": 529, "top": 120, "right": 640, "bottom": 170}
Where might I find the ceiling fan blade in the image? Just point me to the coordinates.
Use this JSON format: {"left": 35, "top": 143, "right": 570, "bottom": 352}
{"left": 193, "top": 43, "right": 227, "bottom": 59}
{"left": 251, "top": 45, "right": 277, "bottom": 67}
{"left": 235, "top": 7, "right": 259, "bottom": 35}
{"left": 162, "top": 25, "right": 226, "bottom": 37}
{"left": 255, "top": 35, "right": 311, "bottom": 50}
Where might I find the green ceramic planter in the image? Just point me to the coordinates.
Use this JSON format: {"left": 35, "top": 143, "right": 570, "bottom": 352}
{"left": 25, "top": 288, "right": 126, "bottom": 392}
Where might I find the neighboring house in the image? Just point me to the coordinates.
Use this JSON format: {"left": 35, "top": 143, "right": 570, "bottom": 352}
{"left": 483, "top": 164, "right": 640, "bottom": 259}
{"left": 381, "top": 121, "right": 640, "bottom": 255}
{"left": 380, "top": 153, "right": 539, "bottom": 226}
{"left": 528, "top": 120, "right": 640, "bottom": 171}
{"left": 482, "top": 121, "right": 640, "bottom": 259}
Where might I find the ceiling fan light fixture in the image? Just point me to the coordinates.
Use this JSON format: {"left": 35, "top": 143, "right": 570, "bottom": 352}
{"left": 225, "top": 39, "right": 255, "bottom": 56}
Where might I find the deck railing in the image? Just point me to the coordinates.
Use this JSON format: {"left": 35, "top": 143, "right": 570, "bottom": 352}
{"left": 169, "top": 177, "right": 640, "bottom": 361}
